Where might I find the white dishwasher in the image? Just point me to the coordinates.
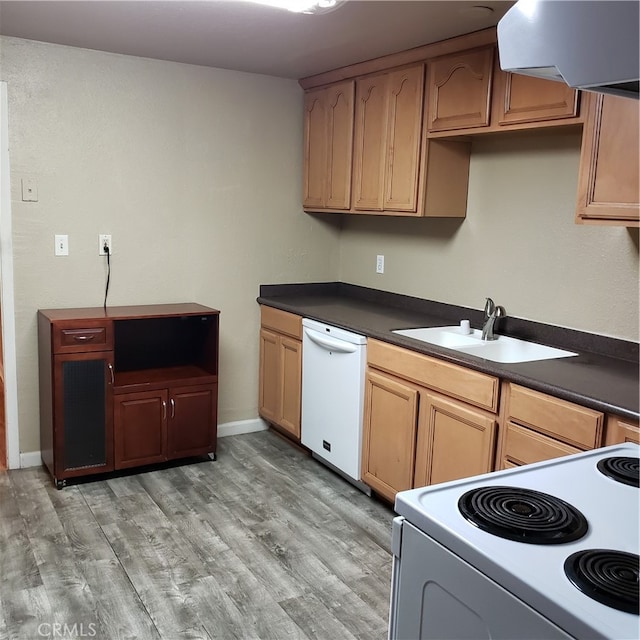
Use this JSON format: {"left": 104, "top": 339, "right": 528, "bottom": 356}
{"left": 301, "top": 318, "right": 368, "bottom": 492}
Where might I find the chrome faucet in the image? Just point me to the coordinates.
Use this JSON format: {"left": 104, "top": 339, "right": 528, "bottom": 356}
{"left": 482, "top": 298, "right": 505, "bottom": 341}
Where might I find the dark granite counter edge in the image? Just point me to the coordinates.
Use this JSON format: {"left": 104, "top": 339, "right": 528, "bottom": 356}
{"left": 258, "top": 282, "right": 640, "bottom": 421}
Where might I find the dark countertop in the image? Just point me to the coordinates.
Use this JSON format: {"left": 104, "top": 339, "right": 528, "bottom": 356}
{"left": 258, "top": 282, "right": 639, "bottom": 421}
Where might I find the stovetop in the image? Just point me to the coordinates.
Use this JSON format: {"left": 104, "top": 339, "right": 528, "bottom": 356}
{"left": 394, "top": 443, "right": 640, "bottom": 640}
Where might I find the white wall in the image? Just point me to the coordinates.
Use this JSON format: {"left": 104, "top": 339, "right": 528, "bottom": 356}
{"left": 339, "top": 131, "right": 640, "bottom": 341}
{"left": 0, "top": 36, "right": 341, "bottom": 453}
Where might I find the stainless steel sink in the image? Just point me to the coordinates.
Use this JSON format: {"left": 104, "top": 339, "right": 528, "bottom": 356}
{"left": 392, "top": 326, "right": 578, "bottom": 364}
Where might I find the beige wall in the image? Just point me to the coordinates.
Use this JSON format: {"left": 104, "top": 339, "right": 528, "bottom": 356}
{"left": 339, "top": 132, "right": 640, "bottom": 341}
{"left": 2, "top": 37, "right": 638, "bottom": 457}
{"left": 0, "top": 37, "right": 341, "bottom": 453}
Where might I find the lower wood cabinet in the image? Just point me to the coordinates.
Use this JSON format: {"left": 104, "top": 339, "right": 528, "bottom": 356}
{"left": 38, "top": 304, "right": 219, "bottom": 488}
{"left": 361, "top": 370, "right": 418, "bottom": 501}
{"left": 497, "top": 382, "right": 604, "bottom": 469}
{"left": 361, "top": 339, "right": 499, "bottom": 502}
{"left": 258, "top": 306, "right": 302, "bottom": 440}
{"left": 604, "top": 414, "right": 640, "bottom": 446}
{"left": 414, "top": 392, "right": 496, "bottom": 488}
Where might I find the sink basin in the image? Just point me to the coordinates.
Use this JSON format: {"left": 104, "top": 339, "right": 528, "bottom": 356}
{"left": 393, "top": 326, "right": 483, "bottom": 348}
{"left": 392, "top": 326, "right": 578, "bottom": 364}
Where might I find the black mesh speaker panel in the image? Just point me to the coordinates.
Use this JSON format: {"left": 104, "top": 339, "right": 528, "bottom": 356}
{"left": 62, "top": 358, "right": 106, "bottom": 470}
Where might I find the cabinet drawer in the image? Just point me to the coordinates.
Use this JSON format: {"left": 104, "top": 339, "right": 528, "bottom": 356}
{"left": 502, "top": 422, "right": 582, "bottom": 468}
{"left": 604, "top": 414, "right": 640, "bottom": 446}
{"left": 368, "top": 339, "right": 499, "bottom": 412}
{"left": 53, "top": 321, "right": 113, "bottom": 354}
{"left": 260, "top": 306, "right": 302, "bottom": 340}
{"left": 507, "top": 384, "right": 603, "bottom": 449}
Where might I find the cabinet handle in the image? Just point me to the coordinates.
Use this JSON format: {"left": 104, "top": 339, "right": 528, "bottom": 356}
{"left": 170, "top": 398, "right": 175, "bottom": 419}
{"left": 73, "top": 334, "right": 95, "bottom": 342}
{"left": 107, "top": 363, "right": 114, "bottom": 385}
{"left": 162, "top": 400, "right": 167, "bottom": 420}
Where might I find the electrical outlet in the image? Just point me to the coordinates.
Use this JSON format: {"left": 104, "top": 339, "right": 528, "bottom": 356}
{"left": 54, "top": 234, "right": 69, "bottom": 256}
{"left": 99, "top": 234, "right": 112, "bottom": 256}
{"left": 376, "top": 254, "right": 384, "bottom": 274}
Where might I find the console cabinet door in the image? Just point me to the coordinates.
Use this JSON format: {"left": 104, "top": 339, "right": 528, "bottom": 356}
{"left": 114, "top": 389, "right": 168, "bottom": 469}
{"left": 167, "top": 384, "right": 217, "bottom": 459}
{"left": 576, "top": 93, "right": 640, "bottom": 226}
{"left": 361, "top": 370, "right": 418, "bottom": 502}
{"left": 53, "top": 352, "right": 114, "bottom": 478}
{"left": 414, "top": 392, "right": 496, "bottom": 487}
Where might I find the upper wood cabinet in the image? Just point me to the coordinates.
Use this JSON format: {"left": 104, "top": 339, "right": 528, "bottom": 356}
{"left": 427, "top": 47, "right": 582, "bottom": 137}
{"left": 352, "top": 64, "right": 424, "bottom": 213}
{"left": 303, "top": 81, "right": 354, "bottom": 210}
{"left": 492, "top": 68, "right": 580, "bottom": 126}
{"left": 427, "top": 47, "right": 493, "bottom": 133}
{"left": 575, "top": 93, "right": 640, "bottom": 227}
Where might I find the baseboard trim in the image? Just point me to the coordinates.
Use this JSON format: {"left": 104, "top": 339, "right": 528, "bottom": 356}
{"left": 16, "top": 418, "right": 269, "bottom": 469}
{"left": 217, "top": 417, "right": 269, "bottom": 438}
{"left": 20, "top": 451, "right": 42, "bottom": 469}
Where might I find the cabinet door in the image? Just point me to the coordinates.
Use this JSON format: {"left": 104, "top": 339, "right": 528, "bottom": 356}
{"left": 361, "top": 370, "right": 418, "bottom": 502}
{"left": 279, "top": 336, "right": 302, "bottom": 439}
{"left": 53, "top": 352, "right": 114, "bottom": 477}
{"left": 494, "top": 69, "right": 579, "bottom": 125}
{"left": 414, "top": 393, "right": 496, "bottom": 487}
{"left": 325, "top": 81, "right": 354, "bottom": 209}
{"left": 114, "top": 389, "right": 167, "bottom": 469}
{"left": 384, "top": 65, "right": 424, "bottom": 212}
{"left": 303, "top": 89, "right": 327, "bottom": 209}
{"left": 427, "top": 48, "right": 493, "bottom": 132}
{"left": 167, "top": 384, "right": 217, "bottom": 459}
{"left": 303, "top": 82, "right": 354, "bottom": 210}
{"left": 352, "top": 73, "right": 389, "bottom": 211}
{"left": 259, "top": 328, "right": 280, "bottom": 424}
{"left": 576, "top": 93, "right": 640, "bottom": 225}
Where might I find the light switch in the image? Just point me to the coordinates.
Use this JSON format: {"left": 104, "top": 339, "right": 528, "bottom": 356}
{"left": 55, "top": 234, "right": 69, "bottom": 256}
{"left": 21, "top": 178, "right": 38, "bottom": 202}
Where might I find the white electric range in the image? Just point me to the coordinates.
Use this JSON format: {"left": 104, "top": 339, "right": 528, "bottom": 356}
{"left": 389, "top": 443, "right": 640, "bottom": 640}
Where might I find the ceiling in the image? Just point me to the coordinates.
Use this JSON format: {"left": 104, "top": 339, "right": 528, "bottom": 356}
{"left": 0, "top": 0, "right": 515, "bottom": 80}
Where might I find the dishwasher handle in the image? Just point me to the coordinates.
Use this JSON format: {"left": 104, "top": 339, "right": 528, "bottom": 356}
{"left": 303, "top": 327, "right": 359, "bottom": 353}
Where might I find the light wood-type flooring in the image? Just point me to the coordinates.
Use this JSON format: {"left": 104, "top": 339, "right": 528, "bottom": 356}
{"left": 0, "top": 430, "right": 395, "bottom": 640}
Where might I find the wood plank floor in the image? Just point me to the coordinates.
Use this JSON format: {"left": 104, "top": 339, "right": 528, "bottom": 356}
{"left": 0, "top": 431, "right": 395, "bottom": 640}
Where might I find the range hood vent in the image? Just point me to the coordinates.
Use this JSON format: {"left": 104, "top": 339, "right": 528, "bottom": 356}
{"left": 497, "top": 0, "right": 639, "bottom": 100}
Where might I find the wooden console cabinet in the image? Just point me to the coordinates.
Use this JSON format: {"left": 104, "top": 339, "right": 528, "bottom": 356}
{"left": 38, "top": 303, "right": 219, "bottom": 488}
